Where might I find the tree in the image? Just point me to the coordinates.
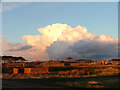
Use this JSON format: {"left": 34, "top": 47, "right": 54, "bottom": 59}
{"left": 2, "top": 56, "right": 27, "bottom": 63}
{"left": 13, "top": 57, "right": 19, "bottom": 62}
{"left": 2, "top": 56, "right": 14, "bottom": 63}
{"left": 17, "top": 57, "right": 26, "bottom": 62}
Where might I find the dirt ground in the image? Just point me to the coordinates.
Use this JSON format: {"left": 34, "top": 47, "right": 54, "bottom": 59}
{"left": 2, "top": 80, "right": 63, "bottom": 88}
{"left": 2, "top": 76, "right": 120, "bottom": 89}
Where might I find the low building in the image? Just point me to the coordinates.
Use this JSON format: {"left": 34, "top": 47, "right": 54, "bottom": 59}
{"left": 13, "top": 67, "right": 49, "bottom": 74}
{"left": 24, "top": 68, "right": 49, "bottom": 74}
{"left": 13, "top": 68, "right": 19, "bottom": 74}
{"left": 76, "top": 59, "right": 93, "bottom": 63}
{"left": 109, "top": 59, "right": 120, "bottom": 64}
{"left": 3, "top": 62, "right": 27, "bottom": 67}
{"left": 91, "top": 62, "right": 96, "bottom": 64}
{"left": 96, "top": 60, "right": 108, "bottom": 65}
{"left": 38, "top": 61, "right": 65, "bottom": 67}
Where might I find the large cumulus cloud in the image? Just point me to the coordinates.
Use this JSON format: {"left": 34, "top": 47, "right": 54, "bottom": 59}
{"left": 46, "top": 40, "right": 118, "bottom": 60}
{"left": 2, "top": 23, "right": 118, "bottom": 60}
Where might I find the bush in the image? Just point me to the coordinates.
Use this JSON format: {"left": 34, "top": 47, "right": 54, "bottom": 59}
{"left": 49, "top": 66, "right": 77, "bottom": 72}
{"left": 90, "top": 71, "right": 95, "bottom": 75}
{"left": 2, "top": 67, "right": 13, "bottom": 74}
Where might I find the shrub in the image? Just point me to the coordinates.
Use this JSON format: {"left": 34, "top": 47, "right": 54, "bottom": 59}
{"left": 2, "top": 67, "right": 13, "bottom": 74}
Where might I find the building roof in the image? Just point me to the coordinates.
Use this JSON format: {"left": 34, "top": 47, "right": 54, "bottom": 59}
{"left": 109, "top": 59, "right": 120, "bottom": 61}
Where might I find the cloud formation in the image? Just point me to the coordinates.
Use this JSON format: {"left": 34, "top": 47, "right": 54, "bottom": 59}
{"left": 2, "top": 23, "right": 118, "bottom": 61}
{"left": 46, "top": 40, "right": 118, "bottom": 60}
{"left": 8, "top": 45, "right": 32, "bottom": 51}
{"left": 1, "top": 41, "right": 35, "bottom": 60}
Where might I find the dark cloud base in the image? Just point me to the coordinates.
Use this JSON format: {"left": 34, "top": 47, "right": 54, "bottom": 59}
{"left": 46, "top": 40, "right": 118, "bottom": 60}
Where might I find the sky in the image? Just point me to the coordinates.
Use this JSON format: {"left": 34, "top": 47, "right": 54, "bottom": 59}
{"left": 1, "top": 2, "right": 118, "bottom": 61}
{"left": 2, "top": 2, "right": 118, "bottom": 43}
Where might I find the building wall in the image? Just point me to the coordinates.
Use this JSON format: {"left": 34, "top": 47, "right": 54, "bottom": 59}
{"left": 4, "top": 63, "right": 27, "bottom": 67}
{"left": 96, "top": 60, "right": 108, "bottom": 65}
{"left": 31, "top": 68, "right": 49, "bottom": 74}
{"left": 24, "top": 68, "right": 31, "bottom": 74}
{"left": 24, "top": 68, "right": 49, "bottom": 74}
{"left": 111, "top": 62, "right": 120, "bottom": 65}
{"left": 70, "top": 63, "right": 90, "bottom": 66}
{"left": 39, "top": 63, "right": 64, "bottom": 67}
{"left": 13, "top": 68, "right": 18, "bottom": 74}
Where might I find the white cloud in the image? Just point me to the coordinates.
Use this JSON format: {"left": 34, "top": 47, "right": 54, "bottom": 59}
{"left": 2, "top": 23, "right": 118, "bottom": 61}
{"left": 1, "top": 41, "right": 35, "bottom": 60}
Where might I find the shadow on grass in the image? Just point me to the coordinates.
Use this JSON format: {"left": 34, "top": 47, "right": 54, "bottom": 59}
{"left": 2, "top": 75, "right": 120, "bottom": 88}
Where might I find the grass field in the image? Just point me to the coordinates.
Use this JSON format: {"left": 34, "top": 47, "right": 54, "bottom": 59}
{"left": 2, "top": 76, "right": 120, "bottom": 88}
{"left": 2, "top": 65, "right": 120, "bottom": 88}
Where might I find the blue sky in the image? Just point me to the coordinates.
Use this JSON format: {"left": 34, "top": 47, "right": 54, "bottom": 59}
{"left": 2, "top": 2, "right": 118, "bottom": 43}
